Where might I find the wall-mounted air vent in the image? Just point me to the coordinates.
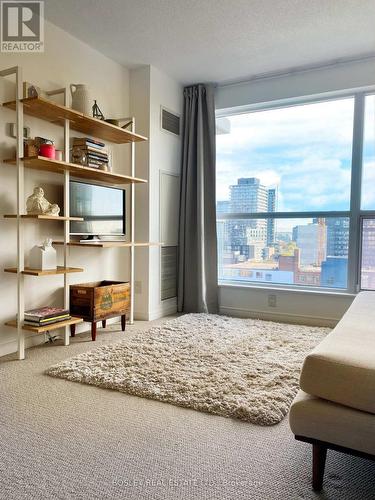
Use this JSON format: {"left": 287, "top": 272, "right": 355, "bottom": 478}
{"left": 161, "top": 107, "right": 180, "bottom": 136}
{"left": 161, "top": 246, "right": 177, "bottom": 301}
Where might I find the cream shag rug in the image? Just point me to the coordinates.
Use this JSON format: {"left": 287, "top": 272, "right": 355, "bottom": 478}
{"left": 46, "top": 314, "right": 329, "bottom": 425}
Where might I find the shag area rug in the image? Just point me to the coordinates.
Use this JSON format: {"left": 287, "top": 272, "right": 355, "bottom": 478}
{"left": 46, "top": 314, "right": 329, "bottom": 425}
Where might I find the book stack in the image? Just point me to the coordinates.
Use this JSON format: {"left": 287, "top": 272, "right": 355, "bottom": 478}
{"left": 24, "top": 307, "right": 71, "bottom": 327}
{"left": 72, "top": 137, "right": 109, "bottom": 169}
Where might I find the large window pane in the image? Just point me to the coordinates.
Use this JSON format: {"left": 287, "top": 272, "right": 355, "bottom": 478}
{"left": 361, "top": 95, "right": 375, "bottom": 210}
{"left": 216, "top": 98, "right": 354, "bottom": 212}
{"left": 361, "top": 219, "right": 375, "bottom": 290}
{"left": 217, "top": 217, "right": 349, "bottom": 289}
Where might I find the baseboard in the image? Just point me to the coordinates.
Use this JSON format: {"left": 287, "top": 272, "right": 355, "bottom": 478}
{"left": 0, "top": 333, "right": 46, "bottom": 358}
{"left": 219, "top": 306, "right": 339, "bottom": 327}
{"left": 149, "top": 298, "right": 177, "bottom": 321}
{"left": 134, "top": 311, "right": 150, "bottom": 321}
{"left": 135, "top": 298, "right": 178, "bottom": 322}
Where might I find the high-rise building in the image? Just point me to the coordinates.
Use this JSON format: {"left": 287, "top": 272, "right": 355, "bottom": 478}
{"left": 361, "top": 219, "right": 375, "bottom": 290}
{"left": 321, "top": 257, "right": 348, "bottom": 288}
{"left": 216, "top": 200, "right": 231, "bottom": 217}
{"left": 228, "top": 178, "right": 276, "bottom": 254}
{"left": 229, "top": 178, "right": 269, "bottom": 213}
{"left": 326, "top": 218, "right": 349, "bottom": 257}
{"left": 292, "top": 220, "right": 327, "bottom": 266}
{"left": 267, "top": 188, "right": 277, "bottom": 246}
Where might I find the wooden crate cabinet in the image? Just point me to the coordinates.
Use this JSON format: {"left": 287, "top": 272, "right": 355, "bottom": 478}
{"left": 70, "top": 281, "right": 130, "bottom": 341}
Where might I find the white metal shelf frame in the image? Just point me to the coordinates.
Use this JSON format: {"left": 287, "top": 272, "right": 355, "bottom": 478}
{"left": 1, "top": 65, "right": 139, "bottom": 359}
{"left": 1, "top": 66, "right": 25, "bottom": 359}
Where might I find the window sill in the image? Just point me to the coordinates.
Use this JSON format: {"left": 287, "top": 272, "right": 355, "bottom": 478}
{"left": 218, "top": 282, "right": 357, "bottom": 297}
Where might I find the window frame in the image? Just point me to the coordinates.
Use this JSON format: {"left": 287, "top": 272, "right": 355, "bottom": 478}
{"left": 216, "top": 90, "right": 375, "bottom": 294}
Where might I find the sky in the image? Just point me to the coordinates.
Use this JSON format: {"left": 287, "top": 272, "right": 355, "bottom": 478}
{"left": 216, "top": 95, "right": 375, "bottom": 215}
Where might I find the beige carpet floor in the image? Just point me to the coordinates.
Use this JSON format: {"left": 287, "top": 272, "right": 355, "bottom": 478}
{"left": 1, "top": 316, "right": 375, "bottom": 500}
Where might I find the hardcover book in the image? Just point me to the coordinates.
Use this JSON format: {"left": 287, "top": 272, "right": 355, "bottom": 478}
{"left": 24, "top": 307, "right": 69, "bottom": 321}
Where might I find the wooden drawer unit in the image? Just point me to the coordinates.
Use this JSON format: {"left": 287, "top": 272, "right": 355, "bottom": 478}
{"left": 70, "top": 281, "right": 130, "bottom": 340}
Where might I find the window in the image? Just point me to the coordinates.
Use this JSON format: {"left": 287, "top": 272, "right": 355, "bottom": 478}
{"left": 216, "top": 94, "right": 375, "bottom": 292}
{"left": 361, "top": 95, "right": 375, "bottom": 210}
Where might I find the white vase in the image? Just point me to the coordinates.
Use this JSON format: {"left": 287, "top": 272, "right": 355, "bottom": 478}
{"left": 70, "top": 84, "right": 91, "bottom": 115}
{"left": 29, "top": 244, "right": 57, "bottom": 270}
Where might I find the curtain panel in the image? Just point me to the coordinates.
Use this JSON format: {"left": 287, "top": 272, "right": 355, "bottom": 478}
{"left": 178, "top": 84, "right": 218, "bottom": 313}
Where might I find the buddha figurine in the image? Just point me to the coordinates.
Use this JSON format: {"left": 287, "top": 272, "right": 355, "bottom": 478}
{"left": 26, "top": 187, "right": 60, "bottom": 216}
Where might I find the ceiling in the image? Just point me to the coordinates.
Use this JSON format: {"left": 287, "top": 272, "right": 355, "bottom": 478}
{"left": 45, "top": 0, "right": 375, "bottom": 85}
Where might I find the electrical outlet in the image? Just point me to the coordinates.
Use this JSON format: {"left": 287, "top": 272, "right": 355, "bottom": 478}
{"left": 268, "top": 294, "right": 277, "bottom": 307}
{"left": 135, "top": 281, "right": 142, "bottom": 294}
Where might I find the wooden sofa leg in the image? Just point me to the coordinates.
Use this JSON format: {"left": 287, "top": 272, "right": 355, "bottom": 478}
{"left": 312, "top": 443, "right": 327, "bottom": 491}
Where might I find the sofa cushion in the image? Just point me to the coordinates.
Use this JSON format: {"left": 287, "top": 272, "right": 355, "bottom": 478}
{"left": 300, "top": 292, "right": 375, "bottom": 415}
{"left": 289, "top": 390, "right": 375, "bottom": 456}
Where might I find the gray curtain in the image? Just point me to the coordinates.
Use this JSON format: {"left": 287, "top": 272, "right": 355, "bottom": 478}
{"left": 178, "top": 84, "right": 218, "bottom": 313}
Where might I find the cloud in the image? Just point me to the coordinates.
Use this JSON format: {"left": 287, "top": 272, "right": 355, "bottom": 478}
{"left": 216, "top": 97, "right": 357, "bottom": 211}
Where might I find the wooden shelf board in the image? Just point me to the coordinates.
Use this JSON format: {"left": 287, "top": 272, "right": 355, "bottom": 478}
{"left": 2, "top": 156, "right": 147, "bottom": 186}
{"left": 4, "top": 266, "right": 84, "bottom": 276}
{"left": 53, "top": 241, "right": 162, "bottom": 248}
{"left": 3, "top": 214, "right": 83, "bottom": 221}
{"left": 5, "top": 316, "right": 83, "bottom": 333}
{"left": 3, "top": 97, "right": 148, "bottom": 144}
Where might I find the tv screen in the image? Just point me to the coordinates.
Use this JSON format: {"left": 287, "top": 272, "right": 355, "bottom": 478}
{"left": 69, "top": 181, "right": 125, "bottom": 236}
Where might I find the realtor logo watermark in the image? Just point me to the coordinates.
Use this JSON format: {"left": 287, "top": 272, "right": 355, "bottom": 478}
{"left": 1, "top": 1, "right": 44, "bottom": 52}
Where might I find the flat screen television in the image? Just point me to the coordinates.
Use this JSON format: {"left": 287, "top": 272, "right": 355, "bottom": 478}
{"left": 69, "top": 181, "right": 125, "bottom": 237}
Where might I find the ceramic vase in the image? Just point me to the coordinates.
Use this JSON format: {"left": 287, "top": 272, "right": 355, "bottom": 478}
{"left": 70, "top": 84, "right": 91, "bottom": 115}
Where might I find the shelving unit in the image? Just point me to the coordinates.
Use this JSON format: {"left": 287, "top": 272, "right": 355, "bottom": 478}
{"left": 1, "top": 65, "right": 149, "bottom": 359}
{"left": 5, "top": 317, "right": 83, "bottom": 334}
{"left": 4, "top": 266, "right": 84, "bottom": 276}
{"left": 3, "top": 214, "right": 83, "bottom": 221}
{"left": 3, "top": 156, "right": 147, "bottom": 186}
{"left": 53, "top": 241, "right": 161, "bottom": 248}
{"left": 3, "top": 96, "right": 147, "bottom": 143}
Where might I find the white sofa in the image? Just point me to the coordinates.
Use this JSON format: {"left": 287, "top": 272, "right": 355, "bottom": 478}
{"left": 289, "top": 291, "right": 375, "bottom": 491}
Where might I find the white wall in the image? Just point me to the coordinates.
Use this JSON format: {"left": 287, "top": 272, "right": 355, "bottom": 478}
{"left": 0, "top": 20, "right": 132, "bottom": 356}
{"left": 149, "top": 66, "right": 182, "bottom": 319}
{"left": 130, "top": 66, "right": 151, "bottom": 318}
{"left": 215, "top": 57, "right": 375, "bottom": 325}
{"left": 130, "top": 65, "right": 182, "bottom": 320}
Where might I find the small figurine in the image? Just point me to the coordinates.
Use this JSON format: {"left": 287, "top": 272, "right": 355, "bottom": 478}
{"left": 92, "top": 100, "right": 105, "bottom": 120}
{"left": 26, "top": 187, "right": 60, "bottom": 216}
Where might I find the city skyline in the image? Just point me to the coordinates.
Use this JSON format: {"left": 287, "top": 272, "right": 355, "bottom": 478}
{"left": 216, "top": 176, "right": 349, "bottom": 289}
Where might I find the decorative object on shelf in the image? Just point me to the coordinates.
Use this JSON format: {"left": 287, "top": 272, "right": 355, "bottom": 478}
{"left": 26, "top": 187, "right": 60, "bottom": 216}
{"left": 29, "top": 238, "right": 57, "bottom": 270}
{"left": 23, "top": 81, "right": 46, "bottom": 99}
{"left": 70, "top": 281, "right": 130, "bottom": 341}
{"left": 71, "top": 137, "right": 109, "bottom": 169}
{"left": 105, "top": 118, "right": 132, "bottom": 129}
{"left": 70, "top": 83, "right": 91, "bottom": 115}
{"left": 92, "top": 100, "right": 105, "bottom": 120}
{"left": 39, "top": 141, "right": 55, "bottom": 159}
{"left": 9, "top": 123, "right": 30, "bottom": 139}
{"left": 24, "top": 139, "right": 39, "bottom": 157}
{"left": 35, "top": 136, "right": 55, "bottom": 157}
{"left": 55, "top": 150, "right": 63, "bottom": 161}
